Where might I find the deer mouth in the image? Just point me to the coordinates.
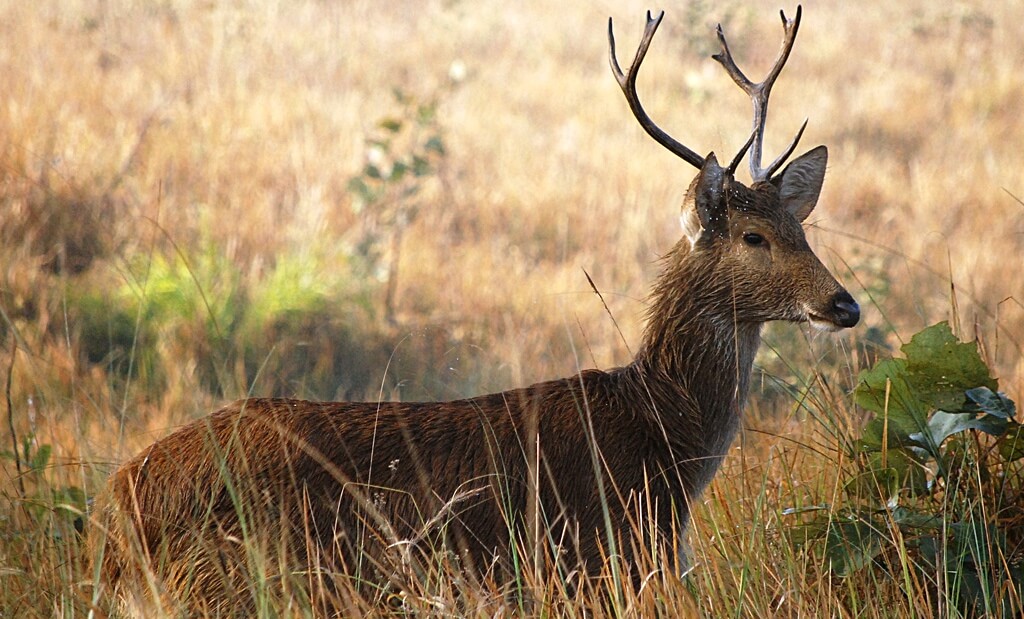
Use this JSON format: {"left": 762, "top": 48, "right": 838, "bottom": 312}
{"left": 804, "top": 292, "right": 860, "bottom": 331}
{"left": 806, "top": 311, "right": 845, "bottom": 332}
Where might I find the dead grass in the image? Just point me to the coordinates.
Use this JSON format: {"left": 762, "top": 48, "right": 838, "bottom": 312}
{"left": 1, "top": 0, "right": 1022, "bottom": 616}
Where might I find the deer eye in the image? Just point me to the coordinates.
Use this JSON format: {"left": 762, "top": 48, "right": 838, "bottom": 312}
{"left": 743, "top": 232, "right": 766, "bottom": 247}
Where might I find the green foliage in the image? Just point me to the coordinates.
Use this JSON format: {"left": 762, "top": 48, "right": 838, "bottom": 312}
{"left": 66, "top": 237, "right": 442, "bottom": 401}
{"left": 853, "top": 324, "right": 1010, "bottom": 468}
{"left": 71, "top": 289, "right": 150, "bottom": 379}
{"left": 120, "top": 249, "right": 242, "bottom": 340}
{"left": 246, "top": 252, "right": 334, "bottom": 323}
{"left": 350, "top": 88, "right": 444, "bottom": 187}
{"left": 346, "top": 89, "right": 445, "bottom": 224}
{"left": 1, "top": 435, "right": 86, "bottom": 538}
{"left": 111, "top": 250, "right": 242, "bottom": 392}
{"left": 790, "top": 322, "right": 1024, "bottom": 616}
{"left": 237, "top": 248, "right": 392, "bottom": 399}
{"left": 347, "top": 88, "right": 448, "bottom": 322}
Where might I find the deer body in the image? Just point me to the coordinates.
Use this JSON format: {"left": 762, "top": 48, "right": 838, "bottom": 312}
{"left": 99, "top": 241, "right": 770, "bottom": 589}
{"left": 94, "top": 6, "right": 860, "bottom": 610}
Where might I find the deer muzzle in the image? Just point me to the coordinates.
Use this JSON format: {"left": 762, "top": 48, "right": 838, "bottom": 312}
{"left": 830, "top": 291, "right": 860, "bottom": 328}
{"left": 804, "top": 290, "right": 860, "bottom": 331}
{"left": 802, "top": 291, "right": 860, "bottom": 334}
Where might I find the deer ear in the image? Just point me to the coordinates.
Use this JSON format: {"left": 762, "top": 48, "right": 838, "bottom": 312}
{"left": 681, "top": 153, "right": 727, "bottom": 244}
{"left": 771, "top": 145, "right": 827, "bottom": 222}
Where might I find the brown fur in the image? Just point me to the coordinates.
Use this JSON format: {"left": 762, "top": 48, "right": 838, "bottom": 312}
{"left": 91, "top": 10, "right": 860, "bottom": 613}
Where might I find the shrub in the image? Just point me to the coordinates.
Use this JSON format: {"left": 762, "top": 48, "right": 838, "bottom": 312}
{"left": 791, "top": 322, "right": 1024, "bottom": 617}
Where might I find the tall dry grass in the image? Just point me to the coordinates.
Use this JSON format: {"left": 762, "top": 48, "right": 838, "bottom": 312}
{"left": 1, "top": 0, "right": 1022, "bottom": 616}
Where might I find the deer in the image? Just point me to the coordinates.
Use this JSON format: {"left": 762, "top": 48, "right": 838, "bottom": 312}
{"left": 91, "top": 5, "right": 859, "bottom": 612}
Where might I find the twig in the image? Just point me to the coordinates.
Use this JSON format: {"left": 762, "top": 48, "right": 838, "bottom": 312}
{"left": 6, "top": 333, "right": 25, "bottom": 499}
{"left": 582, "top": 268, "right": 632, "bottom": 356}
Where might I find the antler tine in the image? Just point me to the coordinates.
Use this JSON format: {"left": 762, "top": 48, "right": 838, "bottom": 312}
{"left": 726, "top": 128, "right": 757, "bottom": 176}
{"left": 712, "top": 5, "right": 804, "bottom": 182}
{"left": 609, "top": 11, "right": 705, "bottom": 169}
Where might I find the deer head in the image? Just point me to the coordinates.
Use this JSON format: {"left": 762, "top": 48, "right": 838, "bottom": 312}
{"left": 609, "top": 7, "right": 859, "bottom": 332}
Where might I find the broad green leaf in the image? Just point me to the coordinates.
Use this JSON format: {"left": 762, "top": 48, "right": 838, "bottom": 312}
{"left": 786, "top": 516, "right": 831, "bottom": 549}
{"left": 915, "top": 534, "right": 942, "bottom": 568}
{"left": 855, "top": 359, "right": 930, "bottom": 449}
{"left": 844, "top": 467, "right": 900, "bottom": 504}
{"left": 855, "top": 358, "right": 909, "bottom": 415}
{"left": 901, "top": 322, "right": 996, "bottom": 411}
{"left": 965, "top": 415, "right": 1007, "bottom": 436}
{"left": 854, "top": 323, "right": 1004, "bottom": 456}
{"left": 890, "top": 507, "right": 942, "bottom": 530}
{"left": 965, "top": 387, "right": 1016, "bottom": 419}
{"left": 859, "top": 415, "right": 931, "bottom": 452}
{"left": 920, "top": 410, "right": 1009, "bottom": 447}
{"left": 824, "top": 519, "right": 885, "bottom": 576}
{"left": 846, "top": 449, "right": 929, "bottom": 502}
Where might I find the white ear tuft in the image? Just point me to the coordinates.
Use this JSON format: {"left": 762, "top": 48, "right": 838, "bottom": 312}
{"left": 680, "top": 209, "right": 702, "bottom": 248}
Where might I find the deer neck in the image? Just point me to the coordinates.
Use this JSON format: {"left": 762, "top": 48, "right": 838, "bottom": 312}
{"left": 629, "top": 244, "right": 763, "bottom": 490}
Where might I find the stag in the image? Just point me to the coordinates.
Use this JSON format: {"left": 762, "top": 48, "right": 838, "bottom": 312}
{"left": 93, "top": 5, "right": 858, "bottom": 611}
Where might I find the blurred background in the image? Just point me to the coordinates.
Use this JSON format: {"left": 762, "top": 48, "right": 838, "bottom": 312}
{"left": 0, "top": 0, "right": 1021, "bottom": 504}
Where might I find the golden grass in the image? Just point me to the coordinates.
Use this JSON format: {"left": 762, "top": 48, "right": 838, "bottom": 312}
{"left": 1, "top": 0, "right": 1022, "bottom": 616}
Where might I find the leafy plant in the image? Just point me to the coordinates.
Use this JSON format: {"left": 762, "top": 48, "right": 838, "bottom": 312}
{"left": 347, "top": 88, "right": 447, "bottom": 323}
{"left": 790, "top": 322, "right": 1024, "bottom": 617}
{"left": 1, "top": 434, "right": 86, "bottom": 538}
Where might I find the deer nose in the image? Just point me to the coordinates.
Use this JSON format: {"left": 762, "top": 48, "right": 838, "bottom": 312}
{"left": 831, "top": 291, "right": 860, "bottom": 328}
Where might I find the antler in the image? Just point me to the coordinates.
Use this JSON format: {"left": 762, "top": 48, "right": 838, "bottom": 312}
{"left": 608, "top": 11, "right": 705, "bottom": 170}
{"left": 713, "top": 6, "right": 805, "bottom": 182}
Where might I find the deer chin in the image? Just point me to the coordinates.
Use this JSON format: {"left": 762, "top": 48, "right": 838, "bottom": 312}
{"left": 804, "top": 310, "right": 844, "bottom": 332}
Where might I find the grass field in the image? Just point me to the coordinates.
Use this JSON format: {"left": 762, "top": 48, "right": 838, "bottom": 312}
{"left": 1, "top": 0, "right": 1022, "bottom": 616}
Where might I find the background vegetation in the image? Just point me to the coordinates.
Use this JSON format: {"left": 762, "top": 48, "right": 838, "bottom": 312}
{"left": 1, "top": 0, "right": 1021, "bottom": 616}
